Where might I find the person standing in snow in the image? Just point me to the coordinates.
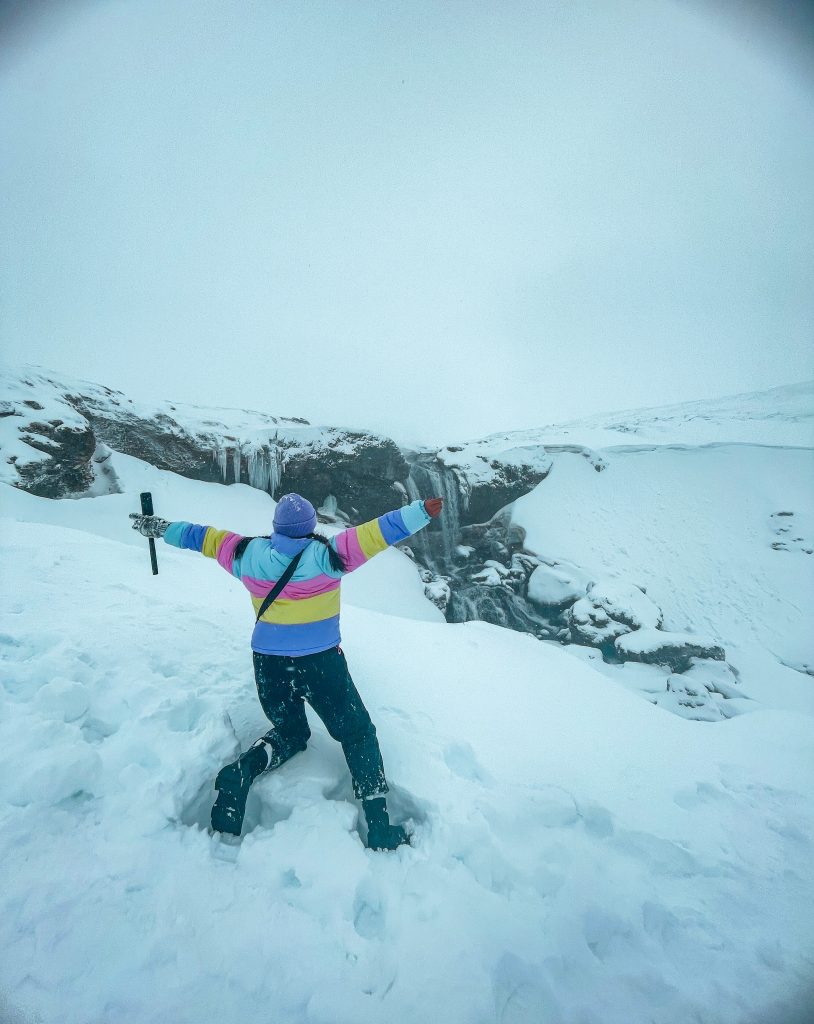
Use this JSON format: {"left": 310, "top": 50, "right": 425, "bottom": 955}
{"left": 130, "top": 493, "right": 443, "bottom": 850}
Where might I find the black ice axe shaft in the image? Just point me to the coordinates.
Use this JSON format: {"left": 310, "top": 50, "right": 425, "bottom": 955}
{"left": 140, "top": 491, "right": 159, "bottom": 575}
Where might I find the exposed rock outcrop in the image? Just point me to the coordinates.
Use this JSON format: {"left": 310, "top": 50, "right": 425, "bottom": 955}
{"left": 2, "top": 369, "right": 412, "bottom": 521}
{"left": 13, "top": 418, "right": 97, "bottom": 497}
{"left": 615, "top": 629, "right": 726, "bottom": 673}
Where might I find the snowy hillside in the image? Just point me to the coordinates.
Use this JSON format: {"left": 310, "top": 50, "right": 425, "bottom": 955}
{"left": 462, "top": 380, "right": 814, "bottom": 452}
{"left": 511, "top": 440, "right": 814, "bottom": 714}
{"left": 1, "top": 374, "right": 813, "bottom": 1023}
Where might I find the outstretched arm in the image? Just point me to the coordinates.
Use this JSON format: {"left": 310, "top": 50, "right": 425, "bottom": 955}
{"left": 318, "top": 497, "right": 443, "bottom": 577}
{"left": 130, "top": 515, "right": 245, "bottom": 576}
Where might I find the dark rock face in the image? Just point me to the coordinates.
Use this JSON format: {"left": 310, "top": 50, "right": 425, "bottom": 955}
{"left": 3, "top": 374, "right": 414, "bottom": 522}
{"left": 279, "top": 434, "right": 410, "bottom": 523}
{"left": 403, "top": 455, "right": 549, "bottom": 568}
{"left": 15, "top": 420, "right": 96, "bottom": 497}
{"left": 79, "top": 407, "right": 225, "bottom": 484}
{"left": 85, "top": 409, "right": 410, "bottom": 522}
{"left": 466, "top": 462, "right": 553, "bottom": 526}
{"left": 3, "top": 372, "right": 557, "bottom": 546}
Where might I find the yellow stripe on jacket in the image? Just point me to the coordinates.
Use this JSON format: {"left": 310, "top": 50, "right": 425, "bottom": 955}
{"left": 355, "top": 518, "right": 388, "bottom": 560}
{"left": 252, "top": 589, "right": 341, "bottom": 625}
{"left": 202, "top": 527, "right": 232, "bottom": 560}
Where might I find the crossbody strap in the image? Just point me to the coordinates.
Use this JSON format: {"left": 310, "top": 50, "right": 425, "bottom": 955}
{"left": 255, "top": 549, "right": 305, "bottom": 623}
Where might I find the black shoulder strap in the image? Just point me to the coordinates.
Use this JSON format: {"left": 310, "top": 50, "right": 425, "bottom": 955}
{"left": 256, "top": 549, "right": 305, "bottom": 623}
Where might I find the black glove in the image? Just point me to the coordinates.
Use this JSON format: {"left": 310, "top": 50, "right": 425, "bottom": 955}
{"left": 129, "top": 513, "right": 170, "bottom": 539}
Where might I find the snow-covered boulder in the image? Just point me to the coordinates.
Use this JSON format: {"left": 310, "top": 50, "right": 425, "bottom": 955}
{"left": 527, "top": 563, "right": 591, "bottom": 609}
{"left": 670, "top": 658, "right": 741, "bottom": 700}
{"left": 615, "top": 629, "right": 725, "bottom": 673}
{"left": 645, "top": 659, "right": 742, "bottom": 722}
{"left": 652, "top": 678, "right": 728, "bottom": 722}
{"left": 471, "top": 566, "right": 504, "bottom": 587}
{"left": 423, "top": 577, "right": 451, "bottom": 613}
{"left": 566, "top": 579, "right": 662, "bottom": 646}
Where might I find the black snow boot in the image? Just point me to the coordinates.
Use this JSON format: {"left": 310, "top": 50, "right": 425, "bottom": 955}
{"left": 363, "top": 796, "right": 410, "bottom": 851}
{"left": 211, "top": 741, "right": 269, "bottom": 836}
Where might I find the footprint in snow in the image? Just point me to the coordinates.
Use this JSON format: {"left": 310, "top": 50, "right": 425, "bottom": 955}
{"left": 611, "top": 829, "right": 698, "bottom": 877}
{"left": 443, "top": 741, "right": 494, "bottom": 786}
{"left": 673, "top": 781, "right": 740, "bottom": 811}
{"left": 493, "top": 953, "right": 563, "bottom": 1024}
{"left": 352, "top": 881, "right": 387, "bottom": 940}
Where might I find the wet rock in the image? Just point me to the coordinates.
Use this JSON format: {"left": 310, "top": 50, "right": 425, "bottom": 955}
{"left": 447, "top": 581, "right": 558, "bottom": 639}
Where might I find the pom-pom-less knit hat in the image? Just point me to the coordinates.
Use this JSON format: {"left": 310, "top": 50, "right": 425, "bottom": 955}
{"left": 273, "top": 493, "right": 317, "bottom": 538}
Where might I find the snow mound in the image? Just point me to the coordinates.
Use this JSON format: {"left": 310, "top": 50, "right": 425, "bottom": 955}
{"left": 566, "top": 579, "right": 662, "bottom": 646}
{"left": 527, "top": 563, "right": 591, "bottom": 608}
{"left": 651, "top": 659, "right": 745, "bottom": 722}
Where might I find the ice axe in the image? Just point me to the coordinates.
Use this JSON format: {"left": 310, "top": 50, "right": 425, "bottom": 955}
{"left": 140, "top": 491, "right": 159, "bottom": 575}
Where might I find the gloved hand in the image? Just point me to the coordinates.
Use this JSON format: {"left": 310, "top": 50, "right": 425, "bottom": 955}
{"left": 129, "top": 513, "right": 170, "bottom": 538}
{"left": 424, "top": 497, "right": 443, "bottom": 518}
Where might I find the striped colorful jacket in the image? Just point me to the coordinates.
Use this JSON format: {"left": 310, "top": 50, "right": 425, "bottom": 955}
{"left": 163, "top": 500, "right": 432, "bottom": 657}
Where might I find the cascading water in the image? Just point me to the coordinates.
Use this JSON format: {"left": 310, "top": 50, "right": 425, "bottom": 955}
{"left": 402, "top": 453, "right": 563, "bottom": 640}
{"left": 406, "top": 456, "right": 468, "bottom": 568}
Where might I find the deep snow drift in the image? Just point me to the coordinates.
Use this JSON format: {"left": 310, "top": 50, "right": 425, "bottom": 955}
{"left": 2, "top": 379, "right": 814, "bottom": 1024}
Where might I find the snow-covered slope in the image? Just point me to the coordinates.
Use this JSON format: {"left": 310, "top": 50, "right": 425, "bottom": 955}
{"left": 465, "top": 380, "right": 814, "bottom": 453}
{"left": 511, "top": 443, "right": 814, "bottom": 707}
{"left": 431, "top": 379, "right": 813, "bottom": 490}
{"left": 2, "top": 457, "right": 814, "bottom": 1024}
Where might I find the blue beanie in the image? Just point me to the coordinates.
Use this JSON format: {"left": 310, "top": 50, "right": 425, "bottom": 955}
{"left": 273, "top": 493, "right": 317, "bottom": 537}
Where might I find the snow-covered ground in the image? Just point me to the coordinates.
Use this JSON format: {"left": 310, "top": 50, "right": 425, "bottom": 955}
{"left": 512, "top": 443, "right": 814, "bottom": 715}
{"left": 2, "top": 436, "right": 814, "bottom": 1023}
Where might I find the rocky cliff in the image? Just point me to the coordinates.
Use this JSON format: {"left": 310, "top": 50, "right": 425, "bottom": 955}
{"left": 9, "top": 365, "right": 777, "bottom": 721}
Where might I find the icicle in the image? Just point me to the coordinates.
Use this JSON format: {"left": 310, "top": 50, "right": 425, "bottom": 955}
{"left": 213, "top": 446, "right": 228, "bottom": 481}
{"left": 268, "top": 443, "right": 282, "bottom": 498}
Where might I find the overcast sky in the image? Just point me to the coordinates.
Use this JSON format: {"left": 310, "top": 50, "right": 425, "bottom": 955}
{"left": 1, "top": 0, "right": 813, "bottom": 444}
